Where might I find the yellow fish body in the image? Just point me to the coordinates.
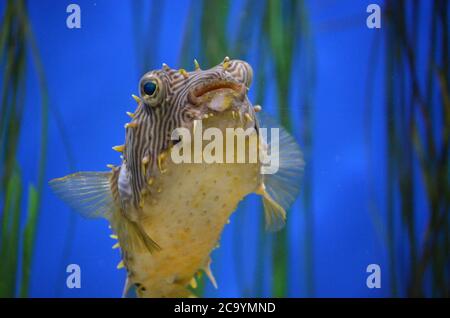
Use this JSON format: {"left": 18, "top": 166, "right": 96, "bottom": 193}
{"left": 50, "top": 58, "right": 303, "bottom": 297}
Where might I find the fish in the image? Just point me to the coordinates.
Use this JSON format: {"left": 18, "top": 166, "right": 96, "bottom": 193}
{"left": 49, "top": 57, "right": 304, "bottom": 297}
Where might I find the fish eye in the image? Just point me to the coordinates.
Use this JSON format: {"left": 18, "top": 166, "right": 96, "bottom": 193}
{"left": 139, "top": 74, "right": 165, "bottom": 107}
{"left": 143, "top": 80, "right": 158, "bottom": 96}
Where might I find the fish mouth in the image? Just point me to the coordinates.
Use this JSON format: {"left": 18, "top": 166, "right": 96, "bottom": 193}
{"left": 188, "top": 80, "right": 247, "bottom": 110}
{"left": 193, "top": 80, "right": 244, "bottom": 98}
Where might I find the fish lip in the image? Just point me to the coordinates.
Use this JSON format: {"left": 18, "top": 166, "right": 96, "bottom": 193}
{"left": 188, "top": 80, "right": 246, "bottom": 105}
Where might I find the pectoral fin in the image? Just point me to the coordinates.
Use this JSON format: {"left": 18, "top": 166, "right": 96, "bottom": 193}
{"left": 119, "top": 215, "right": 161, "bottom": 254}
{"left": 50, "top": 171, "right": 160, "bottom": 254}
{"left": 256, "top": 112, "right": 305, "bottom": 231}
{"left": 256, "top": 184, "right": 287, "bottom": 231}
{"left": 134, "top": 221, "right": 161, "bottom": 253}
{"left": 49, "top": 171, "right": 115, "bottom": 219}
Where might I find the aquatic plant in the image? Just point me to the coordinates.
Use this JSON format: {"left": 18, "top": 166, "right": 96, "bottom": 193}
{"left": 0, "top": 0, "right": 48, "bottom": 297}
{"left": 367, "top": 0, "right": 449, "bottom": 297}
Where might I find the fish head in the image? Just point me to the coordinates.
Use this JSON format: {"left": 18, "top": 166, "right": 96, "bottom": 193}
{"left": 137, "top": 58, "right": 255, "bottom": 133}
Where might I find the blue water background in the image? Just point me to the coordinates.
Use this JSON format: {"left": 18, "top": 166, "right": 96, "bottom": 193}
{"left": 1, "top": 0, "right": 433, "bottom": 297}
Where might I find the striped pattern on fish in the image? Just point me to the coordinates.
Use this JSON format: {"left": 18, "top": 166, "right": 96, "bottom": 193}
{"left": 49, "top": 58, "right": 304, "bottom": 297}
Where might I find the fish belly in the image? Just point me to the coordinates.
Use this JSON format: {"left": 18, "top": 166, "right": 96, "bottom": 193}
{"left": 126, "top": 160, "right": 260, "bottom": 297}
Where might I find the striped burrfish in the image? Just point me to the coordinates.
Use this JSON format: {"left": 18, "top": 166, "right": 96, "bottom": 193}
{"left": 49, "top": 58, "right": 304, "bottom": 297}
